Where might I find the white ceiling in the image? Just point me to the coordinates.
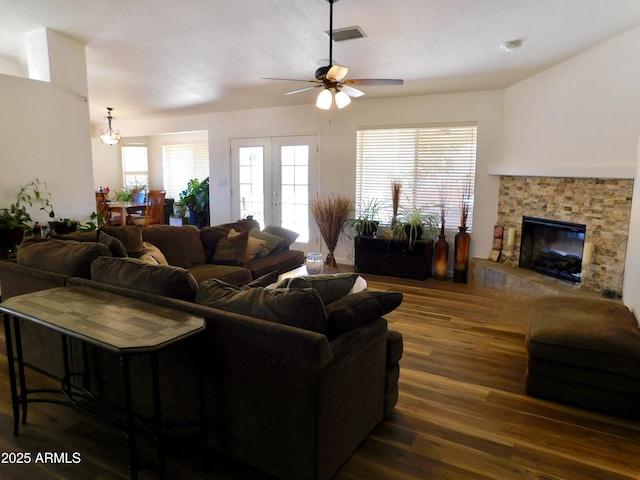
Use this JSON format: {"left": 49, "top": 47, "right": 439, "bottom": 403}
{"left": 1, "top": 0, "right": 640, "bottom": 124}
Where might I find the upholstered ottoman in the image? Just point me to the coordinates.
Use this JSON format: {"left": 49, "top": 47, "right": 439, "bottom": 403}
{"left": 526, "top": 295, "right": 640, "bottom": 418}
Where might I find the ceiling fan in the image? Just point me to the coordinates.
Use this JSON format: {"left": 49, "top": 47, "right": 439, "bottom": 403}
{"left": 264, "top": 0, "right": 403, "bottom": 110}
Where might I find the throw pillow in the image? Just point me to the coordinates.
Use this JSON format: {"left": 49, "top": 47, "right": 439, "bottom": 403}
{"left": 97, "top": 230, "right": 128, "bottom": 257}
{"left": 212, "top": 230, "right": 249, "bottom": 265}
{"left": 91, "top": 256, "right": 199, "bottom": 302}
{"left": 140, "top": 241, "right": 168, "bottom": 265}
{"left": 195, "top": 279, "right": 328, "bottom": 334}
{"left": 262, "top": 225, "right": 299, "bottom": 253}
{"left": 228, "top": 228, "right": 266, "bottom": 261}
{"left": 100, "top": 226, "right": 144, "bottom": 257}
{"left": 277, "top": 273, "right": 361, "bottom": 305}
{"left": 249, "top": 228, "right": 284, "bottom": 257}
{"left": 200, "top": 225, "right": 230, "bottom": 262}
{"left": 325, "top": 290, "right": 403, "bottom": 339}
{"left": 138, "top": 253, "right": 160, "bottom": 265}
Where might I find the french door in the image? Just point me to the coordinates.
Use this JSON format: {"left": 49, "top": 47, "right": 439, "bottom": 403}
{"left": 230, "top": 135, "right": 319, "bottom": 248}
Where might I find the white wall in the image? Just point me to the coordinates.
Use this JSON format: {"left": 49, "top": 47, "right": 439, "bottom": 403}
{"left": 116, "top": 90, "right": 504, "bottom": 263}
{"left": 0, "top": 30, "right": 94, "bottom": 224}
{"left": 501, "top": 25, "right": 640, "bottom": 311}
{"left": 500, "top": 26, "right": 640, "bottom": 177}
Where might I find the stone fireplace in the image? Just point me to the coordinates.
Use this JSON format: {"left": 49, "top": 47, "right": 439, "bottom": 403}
{"left": 497, "top": 176, "right": 633, "bottom": 292}
{"left": 519, "top": 216, "right": 586, "bottom": 283}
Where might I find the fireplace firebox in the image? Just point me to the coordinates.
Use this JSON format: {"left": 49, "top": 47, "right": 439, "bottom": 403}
{"left": 518, "top": 216, "right": 587, "bottom": 283}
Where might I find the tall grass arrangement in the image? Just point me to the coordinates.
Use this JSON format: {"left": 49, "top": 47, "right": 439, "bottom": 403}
{"left": 310, "top": 195, "right": 353, "bottom": 267}
{"left": 391, "top": 180, "right": 402, "bottom": 229}
{"left": 460, "top": 178, "right": 473, "bottom": 229}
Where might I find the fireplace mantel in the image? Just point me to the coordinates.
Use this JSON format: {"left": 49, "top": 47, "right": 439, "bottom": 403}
{"left": 488, "top": 164, "right": 636, "bottom": 179}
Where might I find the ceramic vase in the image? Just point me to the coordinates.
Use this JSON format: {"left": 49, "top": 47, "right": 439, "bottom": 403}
{"left": 454, "top": 226, "right": 470, "bottom": 283}
{"left": 434, "top": 234, "right": 449, "bottom": 280}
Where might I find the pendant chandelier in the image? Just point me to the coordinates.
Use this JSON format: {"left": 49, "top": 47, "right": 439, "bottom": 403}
{"left": 99, "top": 107, "right": 121, "bottom": 145}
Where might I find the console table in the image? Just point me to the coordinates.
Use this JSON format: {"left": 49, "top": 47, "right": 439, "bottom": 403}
{"left": 1, "top": 286, "right": 206, "bottom": 480}
{"left": 354, "top": 236, "right": 434, "bottom": 279}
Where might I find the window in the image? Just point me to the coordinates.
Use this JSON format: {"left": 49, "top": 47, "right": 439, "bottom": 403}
{"left": 122, "top": 145, "right": 148, "bottom": 188}
{"left": 356, "top": 123, "right": 477, "bottom": 231}
{"left": 162, "top": 143, "right": 209, "bottom": 199}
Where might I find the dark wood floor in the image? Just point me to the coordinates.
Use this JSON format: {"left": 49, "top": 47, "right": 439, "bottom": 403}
{"left": 1, "top": 274, "right": 639, "bottom": 479}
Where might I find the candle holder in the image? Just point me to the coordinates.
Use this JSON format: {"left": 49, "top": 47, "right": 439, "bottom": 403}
{"left": 306, "top": 253, "right": 325, "bottom": 275}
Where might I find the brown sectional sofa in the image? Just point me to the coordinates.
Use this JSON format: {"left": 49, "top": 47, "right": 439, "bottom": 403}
{"left": 0, "top": 220, "right": 404, "bottom": 480}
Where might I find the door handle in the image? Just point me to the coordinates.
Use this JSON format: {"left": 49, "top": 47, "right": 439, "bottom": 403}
{"left": 272, "top": 192, "right": 280, "bottom": 205}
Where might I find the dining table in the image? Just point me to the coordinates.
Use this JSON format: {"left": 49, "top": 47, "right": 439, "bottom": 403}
{"left": 105, "top": 201, "right": 143, "bottom": 226}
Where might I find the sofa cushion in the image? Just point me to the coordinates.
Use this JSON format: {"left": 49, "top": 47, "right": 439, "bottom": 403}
{"left": 186, "top": 263, "right": 253, "bottom": 286}
{"left": 17, "top": 238, "right": 112, "bottom": 278}
{"left": 141, "top": 225, "right": 207, "bottom": 268}
{"left": 51, "top": 231, "right": 98, "bottom": 242}
{"left": 97, "top": 230, "right": 128, "bottom": 257}
{"left": 249, "top": 228, "right": 284, "bottom": 257}
{"left": 277, "top": 273, "right": 360, "bottom": 304}
{"left": 91, "top": 256, "right": 198, "bottom": 301}
{"left": 100, "top": 226, "right": 144, "bottom": 256}
{"left": 244, "top": 249, "right": 306, "bottom": 279}
{"left": 231, "top": 217, "right": 261, "bottom": 233}
{"left": 212, "top": 230, "right": 249, "bottom": 265}
{"left": 325, "top": 290, "right": 403, "bottom": 339}
{"left": 262, "top": 225, "right": 299, "bottom": 253}
{"left": 195, "top": 279, "right": 328, "bottom": 334}
{"left": 243, "top": 271, "right": 280, "bottom": 289}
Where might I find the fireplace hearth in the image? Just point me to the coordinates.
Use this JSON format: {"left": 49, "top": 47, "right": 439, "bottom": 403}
{"left": 518, "top": 216, "right": 587, "bottom": 283}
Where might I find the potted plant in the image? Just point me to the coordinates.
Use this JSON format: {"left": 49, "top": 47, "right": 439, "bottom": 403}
{"left": 346, "top": 198, "right": 384, "bottom": 237}
{"left": 180, "top": 177, "right": 210, "bottom": 227}
{"left": 0, "top": 179, "right": 55, "bottom": 255}
{"left": 113, "top": 180, "right": 148, "bottom": 202}
{"left": 395, "top": 202, "right": 439, "bottom": 250}
{"left": 48, "top": 218, "right": 80, "bottom": 235}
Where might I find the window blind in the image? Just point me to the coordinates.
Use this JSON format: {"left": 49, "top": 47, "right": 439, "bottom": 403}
{"left": 356, "top": 124, "right": 477, "bottom": 231}
{"left": 162, "top": 143, "right": 209, "bottom": 200}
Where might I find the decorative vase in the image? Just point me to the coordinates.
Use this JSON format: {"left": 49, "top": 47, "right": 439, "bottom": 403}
{"left": 306, "top": 252, "right": 325, "bottom": 275}
{"left": 325, "top": 251, "right": 337, "bottom": 268}
{"left": 434, "top": 233, "right": 449, "bottom": 280}
{"left": 454, "top": 226, "right": 470, "bottom": 283}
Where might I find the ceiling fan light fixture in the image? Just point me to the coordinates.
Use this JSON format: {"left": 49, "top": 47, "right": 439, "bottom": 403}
{"left": 316, "top": 88, "right": 333, "bottom": 110}
{"left": 334, "top": 90, "right": 351, "bottom": 109}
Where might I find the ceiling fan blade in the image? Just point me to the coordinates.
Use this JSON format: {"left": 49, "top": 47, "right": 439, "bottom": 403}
{"left": 345, "top": 79, "right": 404, "bottom": 86}
{"left": 341, "top": 85, "right": 365, "bottom": 98}
{"left": 327, "top": 64, "right": 349, "bottom": 82}
{"left": 284, "top": 85, "right": 321, "bottom": 95}
{"left": 262, "top": 77, "right": 320, "bottom": 83}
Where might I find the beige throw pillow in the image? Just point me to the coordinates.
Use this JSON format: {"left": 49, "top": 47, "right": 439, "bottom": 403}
{"left": 228, "top": 228, "right": 266, "bottom": 262}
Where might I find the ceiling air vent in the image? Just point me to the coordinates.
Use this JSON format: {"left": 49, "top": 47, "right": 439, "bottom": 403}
{"left": 325, "top": 26, "right": 366, "bottom": 42}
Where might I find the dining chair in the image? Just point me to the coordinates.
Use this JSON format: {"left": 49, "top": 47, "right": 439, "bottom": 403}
{"left": 125, "top": 189, "right": 147, "bottom": 219}
{"left": 95, "top": 191, "right": 119, "bottom": 226}
{"left": 129, "top": 190, "right": 166, "bottom": 226}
